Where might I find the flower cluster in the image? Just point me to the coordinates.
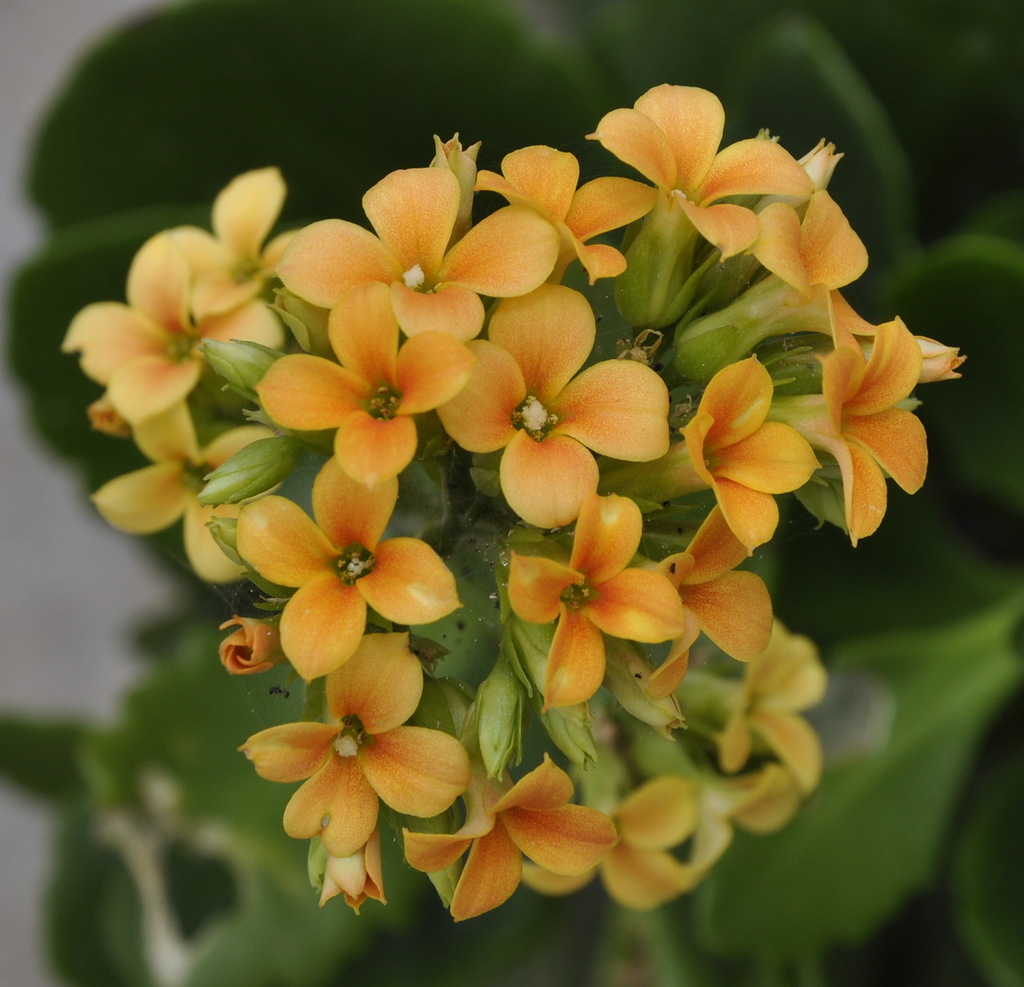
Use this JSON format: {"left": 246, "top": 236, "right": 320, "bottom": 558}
{"left": 63, "top": 84, "right": 962, "bottom": 918}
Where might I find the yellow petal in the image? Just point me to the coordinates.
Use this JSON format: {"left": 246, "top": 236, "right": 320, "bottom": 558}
{"left": 63, "top": 303, "right": 167, "bottom": 384}
{"left": 91, "top": 462, "right": 188, "bottom": 534}
{"left": 183, "top": 502, "right": 245, "bottom": 583}
{"left": 126, "top": 233, "right": 190, "bottom": 332}
{"left": 750, "top": 711, "right": 823, "bottom": 792}
{"left": 107, "top": 354, "right": 201, "bottom": 425}
{"left": 600, "top": 843, "right": 691, "bottom": 910}
{"left": 237, "top": 494, "right": 337, "bottom": 586}
{"left": 615, "top": 775, "right": 698, "bottom": 850}
{"left": 212, "top": 167, "right": 285, "bottom": 259}
{"left": 259, "top": 354, "right": 366, "bottom": 431}
{"left": 358, "top": 537, "right": 462, "bottom": 625}
{"left": 239, "top": 721, "right": 336, "bottom": 782}
{"left": 280, "top": 573, "right": 367, "bottom": 681}
{"left": 500, "top": 431, "right": 599, "bottom": 528}
{"left": 199, "top": 298, "right": 284, "bottom": 349}
{"left": 326, "top": 632, "right": 422, "bottom": 731}
{"left": 311, "top": 458, "right": 397, "bottom": 550}
{"left": 360, "top": 726, "right": 470, "bottom": 817}
{"left": 497, "top": 145, "right": 579, "bottom": 222}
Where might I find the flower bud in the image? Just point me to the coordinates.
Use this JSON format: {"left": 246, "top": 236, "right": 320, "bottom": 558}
{"left": 87, "top": 395, "right": 132, "bottom": 437}
{"left": 218, "top": 615, "right": 285, "bottom": 674}
{"left": 199, "top": 435, "right": 303, "bottom": 505}
{"left": 799, "top": 139, "right": 843, "bottom": 193}
{"left": 474, "top": 648, "right": 527, "bottom": 778}
{"left": 206, "top": 515, "right": 241, "bottom": 565}
{"left": 272, "top": 288, "right": 331, "bottom": 357}
{"left": 432, "top": 133, "right": 480, "bottom": 244}
{"left": 913, "top": 336, "right": 966, "bottom": 383}
{"left": 201, "top": 338, "right": 283, "bottom": 403}
{"left": 603, "top": 638, "right": 685, "bottom": 738}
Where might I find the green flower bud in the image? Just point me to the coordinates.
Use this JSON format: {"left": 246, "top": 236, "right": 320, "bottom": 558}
{"left": 273, "top": 288, "right": 331, "bottom": 357}
{"left": 475, "top": 648, "right": 527, "bottom": 778}
{"left": 201, "top": 338, "right": 283, "bottom": 403}
{"left": 199, "top": 435, "right": 303, "bottom": 505}
{"left": 603, "top": 638, "right": 685, "bottom": 738}
{"left": 206, "top": 515, "right": 241, "bottom": 565}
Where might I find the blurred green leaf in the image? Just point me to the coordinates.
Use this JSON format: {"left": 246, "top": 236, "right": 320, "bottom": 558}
{"left": 888, "top": 233, "right": 1024, "bottom": 523}
{"left": 28, "top": 0, "right": 608, "bottom": 231}
{"left": 694, "top": 592, "right": 1024, "bottom": 955}
{"left": 962, "top": 191, "right": 1024, "bottom": 247}
{"left": 955, "top": 748, "right": 1024, "bottom": 987}
{"left": 0, "top": 715, "right": 86, "bottom": 801}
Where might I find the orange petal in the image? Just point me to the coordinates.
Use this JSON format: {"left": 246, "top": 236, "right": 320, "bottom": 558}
{"left": 586, "top": 569, "right": 687, "bottom": 643}
{"left": 395, "top": 332, "right": 477, "bottom": 414}
{"left": 571, "top": 241, "right": 628, "bottom": 283}
{"left": 564, "top": 177, "right": 657, "bottom": 241}
{"left": 843, "top": 441, "right": 889, "bottom": 544}
{"left": 358, "top": 537, "right": 461, "bottom": 625}
{"left": 553, "top": 360, "right": 669, "bottom": 461}
{"left": 107, "top": 354, "right": 201, "bottom": 425}
{"left": 700, "top": 358, "right": 772, "bottom": 449}
{"left": 334, "top": 411, "right": 418, "bottom": 487}
{"left": 752, "top": 202, "right": 811, "bottom": 296}
{"left": 601, "top": 843, "right": 690, "bottom": 909}
{"left": 849, "top": 318, "right": 922, "bottom": 415}
{"left": 363, "top": 168, "right": 458, "bottom": 275}
{"left": 800, "top": 191, "right": 868, "bottom": 290}
{"left": 240, "top": 721, "right": 337, "bottom": 782}
{"left": 845, "top": 408, "right": 927, "bottom": 495}
{"left": 497, "top": 145, "right": 579, "bottom": 222}
{"left": 91, "top": 463, "right": 187, "bottom": 534}
{"left": 700, "top": 138, "right": 812, "bottom": 203}
{"left": 435, "top": 339, "right": 523, "bottom": 452}
{"left": 495, "top": 755, "right": 574, "bottom": 812}
{"left": 360, "top": 726, "right": 470, "bottom": 817}
{"left": 500, "top": 431, "right": 599, "bottom": 528}
{"left": 545, "top": 609, "right": 606, "bottom": 708}
{"left": 327, "top": 280, "right": 398, "bottom": 386}
{"left": 280, "top": 573, "right": 367, "bottom": 680}
{"left": 507, "top": 555, "right": 581, "bottom": 625}
{"left": 589, "top": 106, "right": 678, "bottom": 190}
{"left": 503, "top": 803, "right": 617, "bottom": 875}
{"left": 390, "top": 280, "right": 486, "bottom": 342}
{"left": 403, "top": 829, "right": 474, "bottom": 873}
{"left": 258, "top": 354, "right": 366, "bottom": 431}
{"left": 441, "top": 204, "right": 559, "bottom": 296}
{"left": 675, "top": 198, "right": 759, "bottom": 260}
{"left": 62, "top": 303, "right": 167, "bottom": 384}
{"left": 682, "top": 505, "right": 749, "bottom": 582}
{"left": 237, "top": 494, "right": 337, "bottom": 586}
{"left": 633, "top": 84, "right": 724, "bottom": 195}
{"left": 713, "top": 477, "right": 780, "bottom": 550}
{"left": 684, "top": 571, "right": 773, "bottom": 661}
{"left": 198, "top": 298, "right": 284, "bottom": 349}
{"left": 326, "top": 632, "right": 422, "bottom": 731}
{"left": 309, "top": 755, "right": 380, "bottom": 858}
{"left": 569, "top": 493, "right": 642, "bottom": 583}
{"left": 276, "top": 219, "right": 399, "bottom": 308}
{"left": 311, "top": 458, "right": 397, "bottom": 550}
{"left": 212, "top": 167, "right": 285, "bottom": 258}
{"left": 714, "top": 422, "right": 819, "bottom": 494}
{"left": 488, "top": 284, "right": 594, "bottom": 401}
{"left": 449, "top": 821, "right": 523, "bottom": 921}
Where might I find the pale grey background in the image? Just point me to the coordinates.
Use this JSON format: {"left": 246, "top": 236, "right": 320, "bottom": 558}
{"left": 1, "top": 2, "right": 175, "bottom": 985}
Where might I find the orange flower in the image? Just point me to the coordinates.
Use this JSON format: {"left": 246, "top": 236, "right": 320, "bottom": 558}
{"left": 276, "top": 167, "right": 559, "bottom": 342}
{"left": 171, "top": 167, "right": 296, "bottom": 318}
{"left": 769, "top": 318, "right": 927, "bottom": 544}
{"left": 674, "top": 357, "right": 820, "bottom": 550}
{"left": 240, "top": 632, "right": 471, "bottom": 859}
{"left": 651, "top": 506, "right": 774, "bottom": 697}
{"left": 218, "top": 616, "right": 285, "bottom": 674}
{"left": 257, "top": 281, "right": 476, "bottom": 486}
{"left": 62, "top": 232, "right": 283, "bottom": 424}
{"left": 437, "top": 284, "right": 669, "bottom": 528}
{"left": 475, "top": 145, "right": 656, "bottom": 284}
{"left": 589, "top": 84, "right": 812, "bottom": 259}
{"left": 508, "top": 493, "right": 686, "bottom": 708}
{"left": 402, "top": 755, "right": 616, "bottom": 921}
{"left": 90, "top": 403, "right": 271, "bottom": 583}
{"left": 236, "top": 457, "right": 461, "bottom": 680}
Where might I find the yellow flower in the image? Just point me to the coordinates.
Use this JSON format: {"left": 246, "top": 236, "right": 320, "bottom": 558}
{"left": 257, "top": 280, "right": 475, "bottom": 487}
{"left": 90, "top": 403, "right": 271, "bottom": 583}
{"left": 402, "top": 755, "right": 617, "bottom": 921}
{"left": 475, "top": 145, "right": 656, "bottom": 283}
{"left": 62, "top": 232, "right": 283, "bottom": 424}
{"left": 236, "top": 457, "right": 461, "bottom": 680}
{"left": 437, "top": 284, "right": 669, "bottom": 528}
{"left": 240, "top": 632, "right": 471, "bottom": 859}
{"left": 508, "top": 493, "right": 686, "bottom": 708}
{"left": 276, "top": 167, "right": 559, "bottom": 341}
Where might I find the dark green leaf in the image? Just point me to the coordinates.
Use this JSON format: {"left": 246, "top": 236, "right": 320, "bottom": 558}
{"left": 694, "top": 593, "right": 1024, "bottom": 955}
{"left": 0, "top": 715, "right": 86, "bottom": 801}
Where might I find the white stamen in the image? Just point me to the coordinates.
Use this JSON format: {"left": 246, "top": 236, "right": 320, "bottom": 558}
{"left": 402, "top": 264, "right": 425, "bottom": 289}
{"left": 346, "top": 558, "right": 370, "bottom": 578}
{"left": 520, "top": 395, "right": 552, "bottom": 433}
{"left": 334, "top": 735, "right": 358, "bottom": 758}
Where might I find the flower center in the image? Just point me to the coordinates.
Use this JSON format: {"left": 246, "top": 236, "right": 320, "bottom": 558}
{"left": 559, "top": 580, "right": 593, "bottom": 611}
{"left": 402, "top": 264, "right": 426, "bottom": 289}
{"left": 332, "top": 715, "right": 367, "bottom": 757}
{"left": 334, "top": 544, "right": 377, "bottom": 585}
{"left": 512, "top": 395, "right": 558, "bottom": 441}
{"left": 366, "top": 383, "right": 402, "bottom": 421}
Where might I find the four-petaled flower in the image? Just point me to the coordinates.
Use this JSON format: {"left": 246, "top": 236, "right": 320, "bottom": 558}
{"left": 240, "top": 632, "right": 471, "bottom": 859}
{"left": 437, "top": 283, "right": 670, "bottom": 528}
{"left": 276, "top": 167, "right": 560, "bottom": 342}
{"left": 402, "top": 754, "right": 617, "bottom": 921}
{"left": 236, "top": 456, "right": 461, "bottom": 680}
{"left": 257, "top": 280, "right": 476, "bottom": 486}
{"left": 508, "top": 492, "right": 686, "bottom": 708}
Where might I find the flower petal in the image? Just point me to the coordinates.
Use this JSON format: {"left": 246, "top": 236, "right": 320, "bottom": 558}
{"left": 334, "top": 411, "right": 418, "bottom": 488}
{"left": 589, "top": 106, "right": 677, "bottom": 190}
{"left": 684, "top": 572, "right": 773, "bottom": 661}
{"left": 675, "top": 199, "right": 759, "bottom": 260}
{"left": 500, "top": 431, "right": 599, "bottom": 529}
{"left": 326, "top": 632, "right": 422, "bottom": 731}
{"left": 714, "top": 422, "right": 819, "bottom": 494}
{"left": 750, "top": 711, "right": 823, "bottom": 792}
{"left": 107, "top": 355, "right": 201, "bottom": 425}
{"left": 360, "top": 726, "right": 470, "bottom": 817}
{"left": 615, "top": 775, "right": 697, "bottom": 850}
{"left": 395, "top": 332, "right": 477, "bottom": 414}
{"left": 311, "top": 457, "right": 397, "bottom": 550}
{"left": 327, "top": 279, "right": 398, "bottom": 385}
{"left": 62, "top": 303, "right": 167, "bottom": 384}
{"left": 314, "top": 755, "right": 381, "bottom": 858}
{"left": 496, "top": 145, "right": 579, "bottom": 222}
{"left": 258, "top": 354, "right": 366, "bottom": 431}
{"left": 800, "top": 191, "right": 868, "bottom": 290}
{"left": 495, "top": 755, "right": 574, "bottom": 812}
{"left": 601, "top": 843, "right": 691, "bottom": 909}
{"left": 569, "top": 492, "right": 642, "bottom": 583}
{"left": 845, "top": 408, "right": 927, "bottom": 495}
{"left": 358, "top": 537, "right": 462, "bottom": 625}
{"left": 564, "top": 177, "right": 657, "bottom": 241}
{"left": 237, "top": 494, "right": 337, "bottom": 585}
{"left": 700, "top": 138, "right": 812, "bottom": 203}
{"left": 183, "top": 502, "right": 245, "bottom": 584}
{"left": 199, "top": 298, "right": 284, "bottom": 348}
{"left": 553, "top": 360, "right": 669, "bottom": 461}
{"left": 91, "top": 462, "right": 188, "bottom": 534}
{"left": 449, "top": 821, "right": 523, "bottom": 921}
{"left": 240, "top": 721, "right": 337, "bottom": 782}
{"left": 712, "top": 477, "right": 780, "bottom": 550}
{"left": 545, "top": 608, "right": 606, "bottom": 708}
{"left": 698, "top": 356, "right": 772, "bottom": 448}
{"left": 507, "top": 555, "right": 581, "bottom": 625}
{"left": 212, "top": 167, "right": 285, "bottom": 258}
{"left": 502, "top": 803, "right": 617, "bottom": 875}
{"left": 585, "top": 569, "right": 687, "bottom": 644}
{"left": 402, "top": 829, "right": 474, "bottom": 874}
{"left": 126, "top": 233, "right": 190, "bottom": 332}
{"left": 280, "top": 573, "right": 367, "bottom": 680}
{"left": 390, "top": 280, "right": 486, "bottom": 342}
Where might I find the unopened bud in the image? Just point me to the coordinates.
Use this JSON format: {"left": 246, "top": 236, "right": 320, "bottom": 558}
{"left": 202, "top": 338, "right": 283, "bottom": 403}
{"left": 475, "top": 648, "right": 527, "bottom": 778}
{"left": 206, "top": 515, "right": 241, "bottom": 565}
{"left": 272, "top": 288, "right": 331, "bottom": 357}
{"left": 87, "top": 394, "right": 132, "bottom": 437}
{"left": 199, "top": 435, "right": 303, "bottom": 505}
{"left": 218, "top": 615, "right": 285, "bottom": 674}
{"left": 432, "top": 133, "right": 480, "bottom": 244}
{"left": 603, "top": 638, "right": 684, "bottom": 738}
{"left": 914, "top": 336, "right": 965, "bottom": 383}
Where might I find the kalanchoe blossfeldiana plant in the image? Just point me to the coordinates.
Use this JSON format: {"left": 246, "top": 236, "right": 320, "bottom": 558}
{"left": 62, "top": 85, "right": 963, "bottom": 921}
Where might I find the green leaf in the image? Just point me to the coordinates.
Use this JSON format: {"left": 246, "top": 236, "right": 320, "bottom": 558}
{"left": 0, "top": 714, "right": 86, "bottom": 801}
{"left": 962, "top": 191, "right": 1024, "bottom": 246}
{"left": 888, "top": 233, "right": 1024, "bottom": 524}
{"left": 694, "top": 593, "right": 1024, "bottom": 955}
{"left": 28, "top": 0, "right": 607, "bottom": 231}
{"left": 955, "top": 748, "right": 1024, "bottom": 987}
